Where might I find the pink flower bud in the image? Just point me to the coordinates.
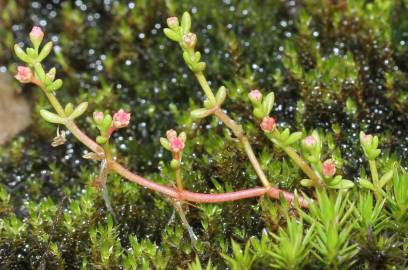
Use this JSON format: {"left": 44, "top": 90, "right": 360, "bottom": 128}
{"left": 322, "top": 159, "right": 336, "bottom": 178}
{"left": 29, "top": 26, "right": 44, "bottom": 48}
{"left": 182, "top": 33, "right": 197, "bottom": 48}
{"left": 166, "top": 129, "right": 177, "bottom": 140}
{"left": 248, "top": 89, "right": 262, "bottom": 103}
{"left": 362, "top": 134, "right": 372, "bottom": 144}
{"left": 30, "top": 26, "right": 44, "bottom": 39}
{"left": 169, "top": 137, "right": 185, "bottom": 152}
{"left": 112, "top": 109, "right": 131, "bottom": 128}
{"left": 260, "top": 117, "right": 276, "bottom": 133}
{"left": 167, "top": 17, "right": 179, "bottom": 29}
{"left": 303, "top": 136, "right": 316, "bottom": 148}
{"left": 14, "top": 66, "right": 33, "bottom": 83}
{"left": 93, "top": 111, "right": 104, "bottom": 124}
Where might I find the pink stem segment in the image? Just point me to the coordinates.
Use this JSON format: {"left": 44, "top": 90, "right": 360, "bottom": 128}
{"left": 111, "top": 161, "right": 309, "bottom": 207}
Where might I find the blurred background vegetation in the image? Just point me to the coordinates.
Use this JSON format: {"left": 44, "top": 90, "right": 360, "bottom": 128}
{"left": 0, "top": 0, "right": 407, "bottom": 269}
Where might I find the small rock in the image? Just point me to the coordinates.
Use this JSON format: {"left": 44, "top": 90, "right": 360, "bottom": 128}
{"left": 0, "top": 72, "right": 31, "bottom": 145}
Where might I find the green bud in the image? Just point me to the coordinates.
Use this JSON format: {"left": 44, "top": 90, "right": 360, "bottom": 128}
{"left": 203, "top": 99, "right": 212, "bottom": 109}
{"left": 253, "top": 107, "right": 265, "bottom": 119}
{"left": 64, "top": 103, "right": 74, "bottom": 116}
{"left": 26, "top": 48, "right": 37, "bottom": 59}
{"left": 46, "top": 67, "right": 56, "bottom": 82}
{"left": 170, "top": 159, "right": 180, "bottom": 169}
{"left": 96, "top": 135, "right": 108, "bottom": 144}
{"left": 182, "top": 51, "right": 193, "bottom": 66}
{"left": 192, "top": 62, "right": 206, "bottom": 72}
{"left": 46, "top": 79, "right": 63, "bottom": 92}
{"left": 101, "top": 114, "right": 113, "bottom": 130}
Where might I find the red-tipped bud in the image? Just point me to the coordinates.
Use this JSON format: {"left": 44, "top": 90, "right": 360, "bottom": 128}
{"left": 322, "top": 159, "right": 336, "bottom": 178}
{"left": 166, "top": 129, "right": 177, "bottom": 140}
{"left": 14, "top": 66, "right": 33, "bottom": 83}
{"left": 167, "top": 17, "right": 179, "bottom": 29}
{"left": 29, "top": 26, "right": 44, "bottom": 48}
{"left": 248, "top": 89, "right": 262, "bottom": 103}
{"left": 112, "top": 109, "right": 131, "bottom": 128}
{"left": 169, "top": 137, "right": 185, "bottom": 152}
{"left": 30, "top": 26, "right": 44, "bottom": 39}
{"left": 260, "top": 117, "right": 276, "bottom": 133}
{"left": 182, "top": 33, "right": 197, "bottom": 48}
{"left": 303, "top": 135, "right": 316, "bottom": 149}
{"left": 362, "top": 134, "right": 372, "bottom": 144}
{"left": 93, "top": 111, "right": 104, "bottom": 124}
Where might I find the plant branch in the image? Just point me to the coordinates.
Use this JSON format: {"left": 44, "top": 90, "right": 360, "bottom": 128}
{"left": 368, "top": 159, "right": 381, "bottom": 200}
{"left": 193, "top": 72, "right": 271, "bottom": 188}
{"left": 31, "top": 80, "right": 308, "bottom": 208}
{"left": 282, "top": 146, "right": 322, "bottom": 186}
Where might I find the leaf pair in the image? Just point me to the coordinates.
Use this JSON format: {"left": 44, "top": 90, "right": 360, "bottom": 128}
{"left": 190, "top": 86, "right": 227, "bottom": 119}
{"left": 40, "top": 102, "right": 88, "bottom": 124}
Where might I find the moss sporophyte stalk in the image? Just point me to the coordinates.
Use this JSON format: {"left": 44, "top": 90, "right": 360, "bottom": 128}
{"left": 10, "top": 11, "right": 407, "bottom": 267}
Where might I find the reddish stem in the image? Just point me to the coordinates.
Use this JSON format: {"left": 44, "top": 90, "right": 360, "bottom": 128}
{"left": 34, "top": 77, "right": 309, "bottom": 208}
{"left": 111, "top": 161, "right": 309, "bottom": 207}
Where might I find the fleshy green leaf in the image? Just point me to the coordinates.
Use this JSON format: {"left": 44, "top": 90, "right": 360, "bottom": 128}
{"left": 216, "top": 86, "right": 227, "bottom": 105}
{"left": 262, "top": 92, "right": 275, "bottom": 115}
{"left": 37, "top": 41, "right": 53, "bottom": 62}
{"left": 359, "top": 179, "right": 375, "bottom": 191}
{"left": 300, "top": 179, "right": 314, "bottom": 187}
{"left": 101, "top": 115, "right": 113, "bottom": 130}
{"left": 14, "top": 44, "right": 32, "bottom": 63}
{"left": 26, "top": 48, "right": 37, "bottom": 59}
{"left": 34, "top": 63, "right": 46, "bottom": 82}
{"left": 379, "top": 169, "right": 393, "bottom": 188}
{"left": 163, "top": 28, "right": 180, "bottom": 42}
{"left": 69, "top": 102, "right": 88, "bottom": 119}
{"left": 190, "top": 108, "right": 213, "bottom": 119}
{"left": 182, "top": 51, "right": 193, "bottom": 65}
{"left": 181, "top": 12, "right": 191, "bottom": 34}
{"left": 160, "top": 137, "right": 170, "bottom": 150}
{"left": 46, "top": 79, "right": 63, "bottom": 92}
{"left": 40, "top": 109, "right": 65, "bottom": 124}
{"left": 284, "top": 131, "right": 303, "bottom": 146}
{"left": 329, "top": 179, "right": 355, "bottom": 189}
